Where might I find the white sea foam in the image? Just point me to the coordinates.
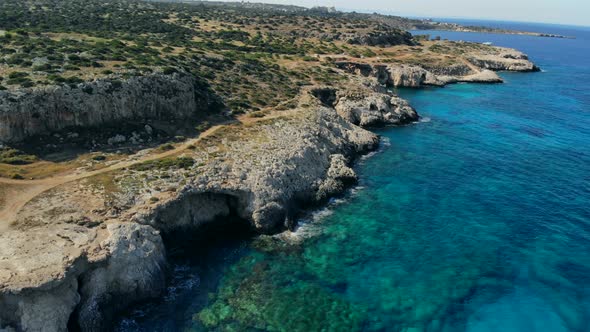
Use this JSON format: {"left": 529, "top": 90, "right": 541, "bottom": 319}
{"left": 419, "top": 117, "right": 432, "bottom": 123}
{"left": 279, "top": 208, "right": 332, "bottom": 243}
{"left": 278, "top": 181, "right": 368, "bottom": 244}
{"left": 360, "top": 137, "right": 390, "bottom": 163}
{"left": 360, "top": 150, "right": 378, "bottom": 161}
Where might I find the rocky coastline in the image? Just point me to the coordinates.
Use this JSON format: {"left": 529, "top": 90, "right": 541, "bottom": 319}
{"left": 0, "top": 47, "right": 538, "bottom": 332}
{"left": 336, "top": 46, "right": 539, "bottom": 88}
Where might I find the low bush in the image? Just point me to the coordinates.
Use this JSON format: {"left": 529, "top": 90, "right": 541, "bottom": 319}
{"left": 0, "top": 148, "right": 38, "bottom": 165}
{"left": 131, "top": 157, "right": 194, "bottom": 171}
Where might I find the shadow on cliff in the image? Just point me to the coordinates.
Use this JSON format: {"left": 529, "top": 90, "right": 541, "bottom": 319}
{"left": 106, "top": 213, "right": 256, "bottom": 331}
{"left": 0, "top": 72, "right": 231, "bottom": 163}
{"left": 10, "top": 114, "right": 229, "bottom": 163}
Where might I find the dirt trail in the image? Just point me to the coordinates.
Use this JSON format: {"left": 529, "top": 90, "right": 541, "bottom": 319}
{"left": 0, "top": 124, "right": 227, "bottom": 230}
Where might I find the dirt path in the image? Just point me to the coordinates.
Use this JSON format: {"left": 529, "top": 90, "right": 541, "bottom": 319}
{"left": 0, "top": 124, "right": 228, "bottom": 230}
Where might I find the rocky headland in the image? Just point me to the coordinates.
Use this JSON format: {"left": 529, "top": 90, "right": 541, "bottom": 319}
{"left": 336, "top": 46, "right": 539, "bottom": 88}
{"left": 0, "top": 44, "right": 538, "bottom": 331}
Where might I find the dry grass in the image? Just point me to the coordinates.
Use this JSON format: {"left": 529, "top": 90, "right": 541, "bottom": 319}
{"left": 0, "top": 152, "right": 126, "bottom": 180}
{"left": 0, "top": 161, "right": 80, "bottom": 180}
{"left": 84, "top": 172, "right": 121, "bottom": 200}
{"left": 0, "top": 183, "right": 11, "bottom": 208}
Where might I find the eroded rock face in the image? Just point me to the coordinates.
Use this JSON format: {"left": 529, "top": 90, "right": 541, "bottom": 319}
{"left": 142, "top": 190, "right": 252, "bottom": 233}
{"left": 75, "top": 223, "right": 166, "bottom": 331}
{"left": 0, "top": 73, "right": 221, "bottom": 143}
{"left": 316, "top": 154, "right": 357, "bottom": 201}
{"left": 335, "top": 91, "right": 419, "bottom": 126}
{"left": 0, "top": 222, "right": 165, "bottom": 332}
{"left": 467, "top": 55, "right": 539, "bottom": 72}
{"left": 422, "top": 63, "right": 473, "bottom": 76}
{"left": 336, "top": 46, "right": 538, "bottom": 88}
{"left": 466, "top": 48, "right": 540, "bottom": 72}
{"left": 0, "top": 277, "right": 79, "bottom": 332}
{"left": 386, "top": 65, "right": 442, "bottom": 87}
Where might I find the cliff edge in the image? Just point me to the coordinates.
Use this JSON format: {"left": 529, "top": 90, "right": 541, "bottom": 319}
{"left": 0, "top": 44, "right": 539, "bottom": 332}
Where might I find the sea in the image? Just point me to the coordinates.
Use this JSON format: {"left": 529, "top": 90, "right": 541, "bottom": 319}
{"left": 115, "top": 20, "right": 590, "bottom": 332}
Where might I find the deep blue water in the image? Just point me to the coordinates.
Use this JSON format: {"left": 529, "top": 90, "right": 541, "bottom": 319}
{"left": 117, "top": 22, "right": 590, "bottom": 331}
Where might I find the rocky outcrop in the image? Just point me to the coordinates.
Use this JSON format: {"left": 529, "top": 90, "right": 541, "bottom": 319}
{"left": 0, "top": 223, "right": 165, "bottom": 332}
{"left": 385, "top": 65, "right": 442, "bottom": 87}
{"left": 466, "top": 48, "right": 540, "bottom": 72}
{"left": 75, "top": 223, "right": 166, "bottom": 331}
{"left": 0, "top": 86, "right": 387, "bottom": 331}
{"left": 0, "top": 72, "right": 221, "bottom": 143}
{"left": 316, "top": 154, "right": 358, "bottom": 201}
{"left": 422, "top": 63, "right": 473, "bottom": 77}
{"left": 336, "top": 46, "right": 538, "bottom": 88}
{"left": 335, "top": 91, "right": 418, "bottom": 126}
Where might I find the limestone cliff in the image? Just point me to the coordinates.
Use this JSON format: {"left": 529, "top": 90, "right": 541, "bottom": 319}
{"left": 335, "top": 91, "right": 418, "bottom": 126}
{"left": 336, "top": 46, "right": 539, "bottom": 88}
{"left": 0, "top": 73, "right": 220, "bottom": 143}
{"left": 466, "top": 47, "right": 540, "bottom": 72}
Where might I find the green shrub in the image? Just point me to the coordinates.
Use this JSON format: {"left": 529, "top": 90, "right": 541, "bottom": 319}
{"left": 131, "top": 157, "right": 194, "bottom": 171}
{"left": 302, "top": 55, "right": 319, "bottom": 62}
{"left": 8, "top": 71, "right": 28, "bottom": 79}
{"left": 6, "top": 77, "right": 32, "bottom": 86}
{"left": 195, "top": 121, "right": 211, "bottom": 132}
{"left": 20, "top": 80, "right": 35, "bottom": 88}
{"left": 48, "top": 74, "right": 65, "bottom": 83}
{"left": 158, "top": 143, "right": 175, "bottom": 151}
{"left": 0, "top": 148, "right": 37, "bottom": 165}
{"left": 162, "top": 67, "right": 177, "bottom": 75}
{"left": 32, "top": 63, "right": 53, "bottom": 72}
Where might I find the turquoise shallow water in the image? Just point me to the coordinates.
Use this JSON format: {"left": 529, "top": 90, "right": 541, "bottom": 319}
{"left": 117, "top": 23, "right": 590, "bottom": 331}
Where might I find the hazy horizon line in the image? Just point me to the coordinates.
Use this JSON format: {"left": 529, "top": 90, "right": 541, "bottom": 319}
{"left": 336, "top": 5, "right": 590, "bottom": 28}
{"left": 192, "top": 0, "right": 589, "bottom": 28}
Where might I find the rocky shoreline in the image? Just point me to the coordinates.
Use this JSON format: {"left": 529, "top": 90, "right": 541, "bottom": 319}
{"left": 336, "top": 46, "right": 539, "bottom": 88}
{"left": 0, "top": 47, "right": 538, "bottom": 332}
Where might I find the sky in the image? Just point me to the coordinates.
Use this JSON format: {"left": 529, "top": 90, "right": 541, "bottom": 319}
{"left": 216, "top": 0, "right": 590, "bottom": 27}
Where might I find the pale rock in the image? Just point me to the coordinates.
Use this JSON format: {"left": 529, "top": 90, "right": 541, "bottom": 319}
{"left": 107, "top": 134, "right": 126, "bottom": 145}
